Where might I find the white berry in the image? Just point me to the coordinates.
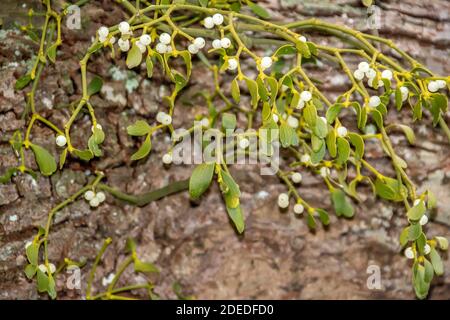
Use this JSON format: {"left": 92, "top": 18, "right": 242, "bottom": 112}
{"left": 301, "top": 154, "right": 310, "bottom": 163}
{"left": 277, "top": 193, "right": 289, "bottom": 209}
{"left": 55, "top": 135, "right": 67, "bottom": 147}
{"left": 212, "top": 13, "right": 224, "bottom": 25}
{"left": 291, "top": 172, "right": 302, "bottom": 184}
{"left": 162, "top": 153, "right": 173, "bottom": 164}
{"left": 136, "top": 42, "right": 146, "bottom": 53}
{"left": 298, "top": 36, "right": 307, "bottom": 43}
{"left": 368, "top": 96, "right": 381, "bottom": 108}
{"left": 260, "top": 56, "right": 273, "bottom": 70}
{"left": 212, "top": 39, "right": 222, "bottom": 49}
{"left": 25, "top": 241, "right": 32, "bottom": 249}
{"left": 424, "top": 244, "right": 431, "bottom": 255}
{"left": 84, "top": 190, "right": 95, "bottom": 201}
{"left": 98, "top": 26, "right": 109, "bottom": 38}
{"left": 353, "top": 69, "right": 364, "bottom": 81}
{"left": 118, "top": 38, "right": 130, "bottom": 52}
{"left": 336, "top": 126, "right": 348, "bottom": 137}
{"left": 38, "top": 264, "right": 47, "bottom": 273}
{"left": 188, "top": 44, "right": 199, "bottom": 54}
{"left": 139, "top": 34, "right": 151, "bottom": 46}
{"left": 296, "top": 99, "right": 305, "bottom": 110}
{"left": 381, "top": 69, "right": 393, "bottom": 80}
{"left": 272, "top": 114, "right": 279, "bottom": 123}
{"left": 193, "top": 37, "right": 205, "bottom": 49}
{"left": 48, "top": 263, "right": 56, "bottom": 274}
{"left": 228, "top": 58, "right": 238, "bottom": 71}
{"left": 220, "top": 37, "right": 231, "bottom": 49}
{"left": 436, "top": 79, "right": 446, "bottom": 89}
{"left": 428, "top": 81, "right": 439, "bottom": 93}
{"left": 96, "top": 191, "right": 106, "bottom": 203}
{"left": 366, "top": 68, "right": 376, "bottom": 79}
{"left": 293, "top": 203, "right": 304, "bottom": 214}
{"left": 358, "top": 61, "right": 370, "bottom": 73}
{"left": 400, "top": 86, "right": 409, "bottom": 101}
{"left": 201, "top": 118, "right": 210, "bottom": 127}
{"left": 239, "top": 138, "right": 250, "bottom": 149}
{"left": 204, "top": 17, "right": 214, "bottom": 29}
{"left": 89, "top": 197, "right": 100, "bottom": 207}
{"left": 320, "top": 167, "right": 330, "bottom": 178}
{"left": 118, "top": 21, "right": 130, "bottom": 34}
{"left": 300, "top": 91, "right": 312, "bottom": 102}
{"left": 155, "top": 43, "right": 167, "bottom": 54}
{"left": 404, "top": 247, "right": 414, "bottom": 259}
{"left": 159, "top": 33, "right": 171, "bottom": 45}
{"left": 287, "top": 115, "right": 299, "bottom": 128}
{"left": 419, "top": 215, "right": 428, "bottom": 226}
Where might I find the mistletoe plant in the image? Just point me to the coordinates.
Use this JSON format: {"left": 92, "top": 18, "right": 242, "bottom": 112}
{"left": 3, "top": 0, "right": 449, "bottom": 299}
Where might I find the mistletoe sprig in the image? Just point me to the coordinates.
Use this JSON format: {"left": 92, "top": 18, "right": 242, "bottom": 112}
{"left": 3, "top": 0, "right": 449, "bottom": 299}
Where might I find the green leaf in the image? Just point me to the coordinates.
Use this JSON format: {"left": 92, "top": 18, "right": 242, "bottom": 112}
{"left": 130, "top": 134, "right": 152, "bottom": 160}
{"left": 326, "top": 129, "right": 337, "bottom": 158}
{"left": 266, "top": 77, "right": 278, "bottom": 105}
{"left": 370, "top": 109, "right": 383, "bottom": 128}
{"left": 430, "top": 93, "right": 448, "bottom": 126}
{"left": 0, "top": 167, "right": 18, "bottom": 184}
{"left": 87, "top": 75, "right": 103, "bottom": 96}
{"left": 394, "top": 124, "right": 415, "bottom": 145}
{"left": 336, "top": 137, "right": 350, "bottom": 165}
{"left": 347, "top": 133, "right": 364, "bottom": 159}
{"left": 435, "top": 236, "right": 448, "bottom": 250}
{"left": 423, "top": 259, "right": 434, "bottom": 283}
{"left": 245, "top": 77, "right": 259, "bottom": 108}
{"left": 146, "top": 55, "right": 154, "bottom": 78}
{"left": 408, "top": 223, "right": 421, "bottom": 241}
{"left": 221, "top": 170, "right": 241, "bottom": 199}
{"left": 429, "top": 248, "right": 443, "bottom": 275}
{"left": 231, "top": 78, "right": 240, "bottom": 103}
{"left": 198, "top": 0, "right": 208, "bottom": 7}
{"left": 73, "top": 149, "right": 94, "bottom": 161}
{"left": 331, "top": 189, "right": 354, "bottom": 218}
{"left": 399, "top": 227, "right": 409, "bottom": 247}
{"left": 134, "top": 259, "right": 159, "bottom": 273}
{"left": 47, "top": 43, "right": 57, "bottom": 63}
{"left": 326, "top": 103, "right": 343, "bottom": 124}
{"left": 15, "top": 74, "right": 32, "bottom": 90}
{"left": 374, "top": 177, "right": 405, "bottom": 202}
{"left": 274, "top": 44, "right": 296, "bottom": 57}
{"left": 88, "top": 136, "right": 102, "bottom": 157}
{"left": 47, "top": 275, "right": 57, "bottom": 299}
{"left": 407, "top": 201, "right": 426, "bottom": 221}
{"left": 24, "top": 264, "right": 37, "bottom": 279}
{"left": 59, "top": 148, "right": 67, "bottom": 170}
{"left": 26, "top": 242, "right": 39, "bottom": 265}
{"left": 189, "top": 163, "right": 215, "bottom": 200}
{"left": 30, "top": 144, "right": 57, "bottom": 176}
{"left": 313, "top": 117, "right": 328, "bottom": 138}
{"left": 316, "top": 208, "right": 330, "bottom": 226}
{"left": 178, "top": 50, "right": 192, "bottom": 80}
{"left": 37, "top": 269, "right": 49, "bottom": 293}
{"left": 307, "top": 214, "right": 316, "bottom": 229}
{"left": 280, "top": 123, "right": 299, "bottom": 148}
{"left": 222, "top": 113, "right": 237, "bottom": 131}
{"left": 311, "top": 142, "right": 326, "bottom": 164}
{"left": 226, "top": 204, "right": 245, "bottom": 234}
{"left": 395, "top": 88, "right": 403, "bottom": 110}
{"left": 413, "top": 264, "right": 429, "bottom": 300}
{"left": 303, "top": 104, "right": 317, "bottom": 128}
{"left": 249, "top": 2, "right": 270, "bottom": 19}
{"left": 127, "top": 120, "right": 152, "bottom": 136}
{"left": 126, "top": 43, "right": 143, "bottom": 69}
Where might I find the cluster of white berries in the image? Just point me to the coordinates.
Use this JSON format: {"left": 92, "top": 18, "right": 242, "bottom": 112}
{"left": 296, "top": 90, "right": 312, "bottom": 110}
{"left": 117, "top": 21, "right": 132, "bottom": 52}
{"left": 98, "top": 26, "right": 113, "bottom": 44}
{"left": 55, "top": 134, "right": 67, "bottom": 147}
{"left": 188, "top": 37, "right": 206, "bottom": 54}
{"left": 277, "top": 193, "right": 305, "bottom": 214}
{"left": 203, "top": 13, "right": 224, "bottom": 29}
{"left": 354, "top": 62, "right": 388, "bottom": 88}
{"left": 427, "top": 80, "right": 447, "bottom": 93}
{"left": 156, "top": 111, "right": 172, "bottom": 125}
{"left": 155, "top": 33, "right": 173, "bottom": 54}
{"left": 212, "top": 37, "right": 231, "bottom": 49}
{"left": 84, "top": 190, "right": 106, "bottom": 207}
